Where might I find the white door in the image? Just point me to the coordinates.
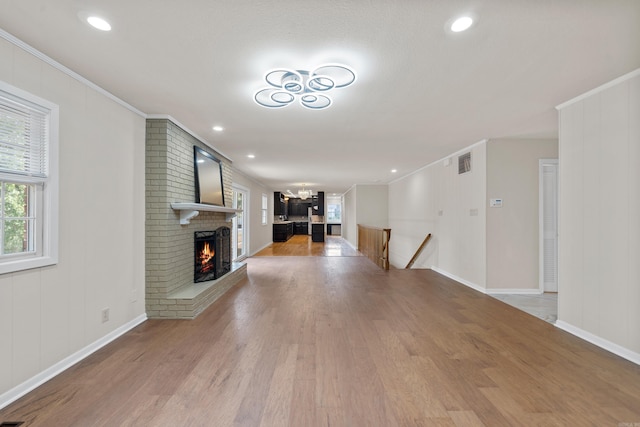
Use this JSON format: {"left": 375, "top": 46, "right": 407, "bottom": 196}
{"left": 232, "top": 185, "right": 249, "bottom": 261}
{"left": 539, "top": 160, "right": 558, "bottom": 292}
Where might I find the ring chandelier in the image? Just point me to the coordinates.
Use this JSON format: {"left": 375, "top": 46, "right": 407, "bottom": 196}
{"left": 254, "top": 64, "right": 356, "bottom": 110}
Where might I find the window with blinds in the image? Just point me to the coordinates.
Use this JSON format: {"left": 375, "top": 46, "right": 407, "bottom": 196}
{"left": 0, "top": 81, "right": 58, "bottom": 273}
{"left": 0, "top": 92, "right": 49, "bottom": 178}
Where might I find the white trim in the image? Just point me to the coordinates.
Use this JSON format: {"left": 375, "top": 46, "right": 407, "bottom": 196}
{"left": 389, "top": 139, "right": 488, "bottom": 185}
{"left": 231, "top": 183, "right": 250, "bottom": 261}
{"left": 429, "top": 266, "right": 487, "bottom": 294}
{"left": 539, "top": 159, "right": 559, "bottom": 293}
{"left": 486, "top": 288, "right": 543, "bottom": 295}
{"left": 0, "top": 28, "right": 146, "bottom": 118}
{"left": 0, "top": 314, "right": 147, "bottom": 410}
{"left": 555, "top": 68, "right": 640, "bottom": 110}
{"left": 146, "top": 114, "right": 233, "bottom": 162}
{"left": 555, "top": 320, "right": 640, "bottom": 366}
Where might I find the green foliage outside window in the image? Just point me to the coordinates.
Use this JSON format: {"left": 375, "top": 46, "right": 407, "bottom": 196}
{"left": 2, "top": 182, "right": 31, "bottom": 254}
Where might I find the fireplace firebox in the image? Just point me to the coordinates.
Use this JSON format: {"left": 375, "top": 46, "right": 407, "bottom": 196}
{"left": 194, "top": 227, "right": 231, "bottom": 283}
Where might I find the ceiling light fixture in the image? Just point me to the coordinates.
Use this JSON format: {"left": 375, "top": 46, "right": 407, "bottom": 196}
{"left": 254, "top": 64, "right": 356, "bottom": 110}
{"left": 212, "top": 126, "right": 224, "bottom": 132}
{"left": 87, "top": 16, "right": 111, "bottom": 31}
{"left": 298, "top": 185, "right": 310, "bottom": 200}
{"left": 451, "top": 16, "right": 473, "bottom": 32}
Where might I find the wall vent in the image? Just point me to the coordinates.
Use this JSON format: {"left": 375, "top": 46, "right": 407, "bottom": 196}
{"left": 458, "top": 152, "right": 471, "bottom": 174}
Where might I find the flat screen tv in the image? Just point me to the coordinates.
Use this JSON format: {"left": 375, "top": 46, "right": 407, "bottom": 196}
{"left": 194, "top": 146, "right": 225, "bottom": 206}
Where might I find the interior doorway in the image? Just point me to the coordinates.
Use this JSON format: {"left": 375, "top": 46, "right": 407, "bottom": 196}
{"left": 539, "top": 159, "right": 559, "bottom": 293}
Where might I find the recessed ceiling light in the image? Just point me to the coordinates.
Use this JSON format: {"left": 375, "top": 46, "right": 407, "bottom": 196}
{"left": 451, "top": 16, "right": 473, "bottom": 32}
{"left": 391, "top": 169, "right": 397, "bottom": 173}
{"left": 87, "top": 16, "right": 111, "bottom": 31}
{"left": 247, "top": 154, "right": 255, "bottom": 159}
{"left": 212, "top": 126, "right": 224, "bottom": 132}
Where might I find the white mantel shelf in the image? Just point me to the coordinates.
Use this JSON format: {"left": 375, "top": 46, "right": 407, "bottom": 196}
{"left": 171, "top": 203, "right": 241, "bottom": 225}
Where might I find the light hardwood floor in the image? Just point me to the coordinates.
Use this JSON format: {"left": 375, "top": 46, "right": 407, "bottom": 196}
{"left": 254, "top": 235, "right": 362, "bottom": 257}
{"left": 1, "top": 255, "right": 640, "bottom": 426}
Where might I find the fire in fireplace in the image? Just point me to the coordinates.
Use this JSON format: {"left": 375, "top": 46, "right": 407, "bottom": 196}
{"left": 194, "top": 227, "right": 231, "bottom": 283}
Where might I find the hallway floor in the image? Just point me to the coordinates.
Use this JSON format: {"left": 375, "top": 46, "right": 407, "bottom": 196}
{"left": 491, "top": 293, "right": 558, "bottom": 324}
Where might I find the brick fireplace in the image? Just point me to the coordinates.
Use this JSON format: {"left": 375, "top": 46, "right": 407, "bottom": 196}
{"left": 145, "top": 118, "right": 247, "bottom": 319}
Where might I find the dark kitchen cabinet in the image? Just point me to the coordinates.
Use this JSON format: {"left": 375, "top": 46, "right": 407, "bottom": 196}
{"left": 312, "top": 191, "right": 325, "bottom": 216}
{"left": 294, "top": 221, "right": 308, "bottom": 235}
{"left": 274, "top": 192, "right": 286, "bottom": 216}
{"left": 273, "top": 222, "right": 294, "bottom": 242}
{"left": 289, "top": 198, "right": 311, "bottom": 216}
{"left": 312, "top": 223, "right": 325, "bottom": 242}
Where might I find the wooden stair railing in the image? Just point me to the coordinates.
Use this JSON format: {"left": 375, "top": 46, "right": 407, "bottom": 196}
{"left": 357, "top": 224, "right": 392, "bottom": 270}
{"left": 405, "top": 233, "right": 432, "bottom": 269}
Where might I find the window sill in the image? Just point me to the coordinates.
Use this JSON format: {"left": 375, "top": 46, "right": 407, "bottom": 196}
{"left": 0, "top": 255, "right": 58, "bottom": 275}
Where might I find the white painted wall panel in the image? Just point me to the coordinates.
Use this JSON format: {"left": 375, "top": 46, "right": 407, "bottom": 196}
{"left": 558, "top": 69, "right": 640, "bottom": 357}
{"left": 0, "top": 38, "right": 146, "bottom": 401}
{"left": 598, "top": 83, "right": 629, "bottom": 345}
{"left": 628, "top": 75, "right": 640, "bottom": 352}
{"left": 558, "top": 102, "right": 585, "bottom": 327}
{"left": 0, "top": 276, "right": 12, "bottom": 392}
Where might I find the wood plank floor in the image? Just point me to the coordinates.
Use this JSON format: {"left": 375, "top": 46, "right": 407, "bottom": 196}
{"left": 254, "top": 235, "right": 362, "bottom": 257}
{"left": 2, "top": 256, "right": 640, "bottom": 426}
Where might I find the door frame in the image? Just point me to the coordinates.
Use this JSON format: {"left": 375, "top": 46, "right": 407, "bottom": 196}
{"left": 232, "top": 183, "right": 249, "bottom": 262}
{"left": 539, "top": 159, "right": 559, "bottom": 293}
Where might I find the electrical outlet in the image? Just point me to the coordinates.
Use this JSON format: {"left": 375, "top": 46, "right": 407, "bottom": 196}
{"left": 101, "top": 308, "right": 110, "bottom": 323}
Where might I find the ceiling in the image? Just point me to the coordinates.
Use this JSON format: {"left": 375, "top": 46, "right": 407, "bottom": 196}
{"left": 1, "top": 1, "right": 639, "bottom": 195}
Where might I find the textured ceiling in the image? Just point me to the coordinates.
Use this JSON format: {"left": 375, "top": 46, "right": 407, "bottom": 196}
{"left": 1, "top": 0, "right": 639, "bottom": 194}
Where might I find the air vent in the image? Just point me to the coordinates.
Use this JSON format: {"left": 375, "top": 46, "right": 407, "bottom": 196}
{"left": 458, "top": 152, "right": 471, "bottom": 174}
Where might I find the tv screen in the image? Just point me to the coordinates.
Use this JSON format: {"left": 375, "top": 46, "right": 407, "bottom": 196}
{"left": 194, "top": 146, "right": 225, "bottom": 206}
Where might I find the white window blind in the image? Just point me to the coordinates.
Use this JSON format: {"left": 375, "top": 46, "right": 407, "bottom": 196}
{"left": 0, "top": 91, "right": 49, "bottom": 178}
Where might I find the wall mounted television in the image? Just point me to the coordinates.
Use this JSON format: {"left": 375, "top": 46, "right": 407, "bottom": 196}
{"left": 194, "top": 146, "right": 225, "bottom": 207}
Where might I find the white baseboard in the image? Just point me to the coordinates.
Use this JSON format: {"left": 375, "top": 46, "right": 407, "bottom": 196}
{"left": 555, "top": 320, "right": 640, "bottom": 366}
{"left": 0, "top": 314, "right": 147, "bottom": 410}
{"left": 487, "top": 288, "right": 543, "bottom": 295}
{"left": 430, "top": 266, "right": 487, "bottom": 294}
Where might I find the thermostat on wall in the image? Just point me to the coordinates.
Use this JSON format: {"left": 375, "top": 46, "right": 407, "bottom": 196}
{"left": 490, "top": 198, "right": 503, "bottom": 208}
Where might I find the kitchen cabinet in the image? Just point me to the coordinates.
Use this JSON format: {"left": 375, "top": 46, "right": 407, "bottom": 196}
{"left": 289, "top": 198, "right": 312, "bottom": 216}
{"left": 274, "top": 192, "right": 286, "bottom": 216}
{"left": 312, "top": 191, "right": 325, "bottom": 216}
{"left": 273, "top": 222, "right": 294, "bottom": 242}
{"left": 294, "top": 221, "right": 308, "bottom": 235}
{"left": 312, "top": 223, "right": 325, "bottom": 242}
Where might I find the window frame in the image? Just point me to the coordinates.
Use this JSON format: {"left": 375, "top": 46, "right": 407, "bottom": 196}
{"left": 261, "top": 193, "right": 268, "bottom": 225}
{"left": 0, "top": 80, "right": 59, "bottom": 274}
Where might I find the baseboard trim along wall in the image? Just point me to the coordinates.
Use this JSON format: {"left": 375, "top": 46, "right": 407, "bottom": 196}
{"left": 555, "top": 321, "right": 640, "bottom": 366}
{"left": 429, "top": 266, "right": 487, "bottom": 294}
{"left": 0, "top": 314, "right": 148, "bottom": 410}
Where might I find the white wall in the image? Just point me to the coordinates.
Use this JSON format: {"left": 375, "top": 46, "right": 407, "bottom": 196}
{"left": 556, "top": 69, "right": 640, "bottom": 360}
{"left": 388, "top": 142, "right": 487, "bottom": 290}
{"left": 486, "top": 139, "right": 558, "bottom": 292}
{"left": 232, "top": 172, "right": 273, "bottom": 255}
{"left": 343, "top": 187, "right": 358, "bottom": 247}
{"left": 0, "top": 35, "right": 146, "bottom": 405}
{"left": 342, "top": 184, "right": 388, "bottom": 248}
